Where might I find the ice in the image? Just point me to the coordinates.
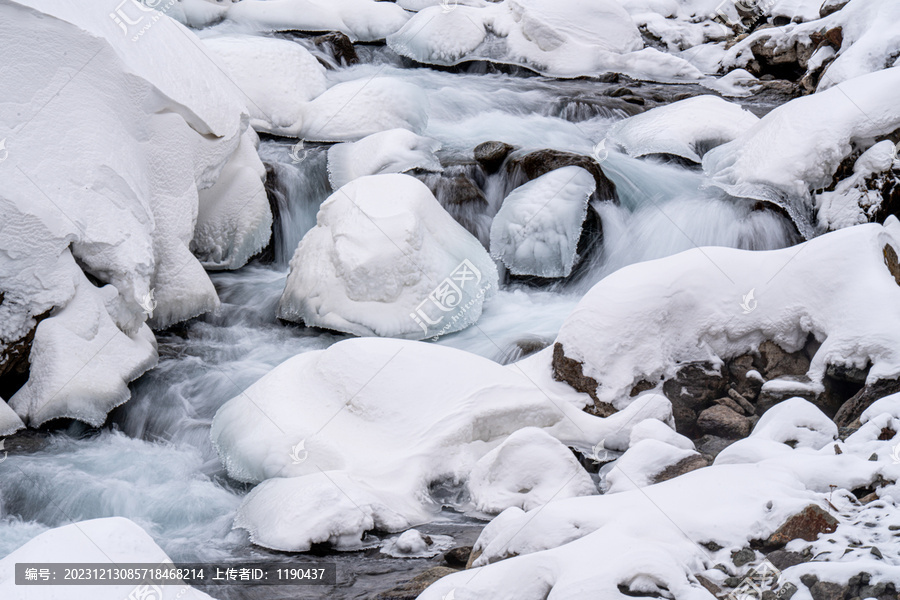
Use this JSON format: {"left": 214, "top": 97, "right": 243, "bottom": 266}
{"left": 608, "top": 95, "right": 759, "bottom": 163}
{"left": 277, "top": 174, "right": 497, "bottom": 340}
{"left": 0, "top": 517, "right": 215, "bottom": 599}
{"left": 468, "top": 427, "right": 597, "bottom": 514}
{"left": 211, "top": 338, "right": 672, "bottom": 551}
{"left": 490, "top": 166, "right": 595, "bottom": 278}
{"left": 0, "top": 400, "right": 24, "bottom": 437}
{"left": 554, "top": 219, "right": 900, "bottom": 407}
{"left": 326, "top": 129, "right": 443, "bottom": 190}
{"left": 201, "top": 34, "right": 328, "bottom": 133}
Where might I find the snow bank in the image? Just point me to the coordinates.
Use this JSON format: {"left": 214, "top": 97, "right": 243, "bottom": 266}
{"left": 326, "top": 129, "right": 442, "bottom": 190}
{"left": 211, "top": 338, "right": 673, "bottom": 551}
{"left": 608, "top": 95, "right": 759, "bottom": 163}
{"left": 0, "top": 517, "right": 214, "bottom": 599}
{"left": 489, "top": 166, "right": 595, "bottom": 278}
{"left": 386, "top": 0, "right": 704, "bottom": 81}
{"left": 554, "top": 219, "right": 900, "bottom": 408}
{"left": 1, "top": 1, "right": 269, "bottom": 426}
{"left": 201, "top": 34, "right": 327, "bottom": 133}
{"left": 212, "top": 0, "right": 411, "bottom": 42}
{"left": 277, "top": 174, "right": 497, "bottom": 340}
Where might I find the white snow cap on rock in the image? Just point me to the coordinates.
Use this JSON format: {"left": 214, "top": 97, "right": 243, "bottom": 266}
{"left": 608, "top": 95, "right": 759, "bottom": 163}
{"left": 0, "top": 0, "right": 270, "bottom": 426}
{"left": 490, "top": 166, "right": 596, "bottom": 278}
{"left": 750, "top": 397, "right": 838, "bottom": 450}
{"left": 0, "top": 517, "right": 215, "bottom": 599}
{"left": 211, "top": 338, "right": 669, "bottom": 551}
{"left": 326, "top": 129, "right": 443, "bottom": 190}
{"left": 277, "top": 174, "right": 497, "bottom": 340}
{"left": 387, "top": 0, "right": 704, "bottom": 81}
{"left": 554, "top": 219, "right": 900, "bottom": 408}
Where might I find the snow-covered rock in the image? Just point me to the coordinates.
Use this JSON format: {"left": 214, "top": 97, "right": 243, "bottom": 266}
{"left": 817, "top": 140, "right": 898, "bottom": 230}
{"left": 211, "top": 337, "right": 673, "bottom": 551}
{"left": 387, "top": 0, "right": 704, "bottom": 81}
{"left": 628, "top": 418, "right": 695, "bottom": 451}
{"left": 0, "top": 0, "right": 269, "bottom": 426}
{"left": 0, "top": 517, "right": 215, "bottom": 599}
{"left": 201, "top": 34, "right": 328, "bottom": 134}
{"left": 604, "top": 438, "right": 701, "bottom": 493}
{"left": 210, "top": 0, "right": 412, "bottom": 42}
{"left": 553, "top": 219, "right": 900, "bottom": 409}
{"left": 326, "top": 129, "right": 442, "bottom": 190}
{"left": 608, "top": 95, "right": 759, "bottom": 163}
{"left": 468, "top": 427, "right": 597, "bottom": 514}
{"left": 749, "top": 397, "right": 838, "bottom": 449}
{"left": 490, "top": 166, "right": 595, "bottom": 278}
{"left": 277, "top": 174, "right": 497, "bottom": 340}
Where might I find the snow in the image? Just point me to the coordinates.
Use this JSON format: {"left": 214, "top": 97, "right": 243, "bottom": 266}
{"left": 750, "top": 397, "right": 838, "bottom": 450}
{"left": 387, "top": 0, "right": 704, "bottom": 81}
{"left": 277, "top": 174, "right": 497, "bottom": 340}
{"left": 628, "top": 418, "right": 695, "bottom": 450}
{"left": 604, "top": 438, "right": 700, "bottom": 493}
{"left": 0, "top": 0, "right": 272, "bottom": 426}
{"left": 380, "top": 529, "right": 454, "bottom": 558}
{"left": 210, "top": 337, "right": 673, "bottom": 551}
{"left": 489, "top": 166, "right": 595, "bottom": 278}
{"left": 0, "top": 399, "right": 25, "bottom": 437}
{"left": 326, "top": 129, "right": 443, "bottom": 190}
{"left": 554, "top": 219, "right": 900, "bottom": 408}
{"left": 468, "top": 427, "right": 597, "bottom": 514}
{"left": 213, "top": 0, "right": 412, "bottom": 43}
{"left": 608, "top": 95, "right": 759, "bottom": 163}
{"left": 816, "top": 140, "right": 897, "bottom": 231}
{"left": 200, "top": 34, "right": 328, "bottom": 133}
{"left": 0, "top": 517, "right": 214, "bottom": 599}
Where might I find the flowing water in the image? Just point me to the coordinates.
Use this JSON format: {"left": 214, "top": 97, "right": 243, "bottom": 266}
{"left": 0, "top": 37, "right": 801, "bottom": 599}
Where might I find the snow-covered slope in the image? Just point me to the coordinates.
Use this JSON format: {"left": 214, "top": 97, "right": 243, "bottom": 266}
{"left": 0, "top": 0, "right": 270, "bottom": 426}
{"left": 277, "top": 174, "right": 497, "bottom": 340}
{"left": 554, "top": 219, "right": 900, "bottom": 408}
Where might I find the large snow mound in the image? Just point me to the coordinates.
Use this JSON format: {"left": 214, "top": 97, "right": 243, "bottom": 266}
{"left": 211, "top": 338, "right": 674, "bottom": 551}
{"left": 326, "top": 129, "right": 442, "bottom": 190}
{"left": 0, "top": 517, "right": 215, "bottom": 599}
{"left": 0, "top": 1, "right": 270, "bottom": 426}
{"left": 277, "top": 174, "right": 497, "bottom": 340}
{"left": 554, "top": 219, "right": 900, "bottom": 407}
{"left": 387, "top": 0, "right": 704, "bottom": 81}
{"left": 608, "top": 95, "right": 759, "bottom": 163}
{"left": 489, "top": 166, "right": 595, "bottom": 278}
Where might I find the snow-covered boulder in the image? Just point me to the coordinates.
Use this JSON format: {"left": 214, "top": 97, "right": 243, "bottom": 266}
{"left": 489, "top": 166, "right": 595, "bottom": 278}
{"left": 0, "top": 0, "right": 270, "bottom": 426}
{"left": 326, "top": 129, "right": 442, "bottom": 190}
{"left": 387, "top": 0, "right": 704, "bottom": 81}
{"left": 201, "top": 34, "right": 328, "bottom": 134}
{"left": 749, "top": 397, "right": 838, "bottom": 449}
{"left": 468, "top": 427, "right": 597, "bottom": 514}
{"left": 0, "top": 517, "right": 215, "bottom": 600}
{"left": 277, "top": 174, "right": 497, "bottom": 340}
{"left": 817, "top": 140, "right": 899, "bottom": 231}
{"left": 604, "top": 438, "right": 703, "bottom": 493}
{"left": 552, "top": 219, "right": 900, "bottom": 409}
{"left": 210, "top": 338, "right": 673, "bottom": 551}
{"left": 607, "top": 95, "right": 759, "bottom": 163}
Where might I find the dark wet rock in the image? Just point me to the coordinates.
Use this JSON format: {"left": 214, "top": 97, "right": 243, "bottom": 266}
{"left": 374, "top": 566, "right": 459, "bottom": 600}
{"left": 801, "top": 574, "right": 819, "bottom": 589}
{"left": 652, "top": 454, "right": 709, "bottom": 484}
{"left": 694, "top": 434, "right": 736, "bottom": 459}
{"left": 630, "top": 379, "right": 657, "bottom": 397}
{"left": 728, "top": 388, "right": 758, "bottom": 415}
{"left": 834, "top": 378, "right": 900, "bottom": 427}
{"left": 766, "top": 549, "right": 810, "bottom": 570}
{"left": 552, "top": 342, "right": 617, "bottom": 417}
{"left": 826, "top": 363, "right": 870, "bottom": 385}
{"left": 698, "top": 405, "right": 752, "bottom": 439}
{"left": 756, "top": 376, "right": 818, "bottom": 415}
{"left": 763, "top": 505, "right": 839, "bottom": 549}
{"left": 505, "top": 149, "right": 619, "bottom": 204}
{"left": 714, "top": 395, "right": 747, "bottom": 416}
{"left": 662, "top": 362, "right": 727, "bottom": 438}
{"left": 444, "top": 546, "right": 472, "bottom": 569}
{"left": 695, "top": 574, "right": 721, "bottom": 596}
{"left": 727, "top": 354, "right": 764, "bottom": 400}
{"left": 757, "top": 340, "right": 810, "bottom": 380}
{"left": 0, "top": 302, "right": 50, "bottom": 400}
{"left": 415, "top": 166, "right": 491, "bottom": 244}
{"left": 474, "top": 141, "right": 514, "bottom": 174}
{"left": 310, "top": 31, "right": 359, "bottom": 66}
{"left": 809, "top": 581, "right": 848, "bottom": 600}
{"left": 732, "top": 548, "right": 756, "bottom": 567}
{"left": 819, "top": 0, "right": 850, "bottom": 18}
{"left": 747, "top": 32, "right": 815, "bottom": 82}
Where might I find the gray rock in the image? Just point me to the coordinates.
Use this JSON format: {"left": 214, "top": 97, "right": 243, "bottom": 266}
{"left": 652, "top": 454, "right": 709, "bottom": 484}
{"left": 731, "top": 548, "right": 755, "bottom": 567}
{"left": 697, "top": 405, "right": 752, "bottom": 439}
{"left": 474, "top": 141, "right": 514, "bottom": 173}
{"left": 766, "top": 549, "right": 809, "bottom": 570}
{"left": 809, "top": 581, "right": 849, "bottom": 600}
{"left": 694, "top": 434, "right": 737, "bottom": 459}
